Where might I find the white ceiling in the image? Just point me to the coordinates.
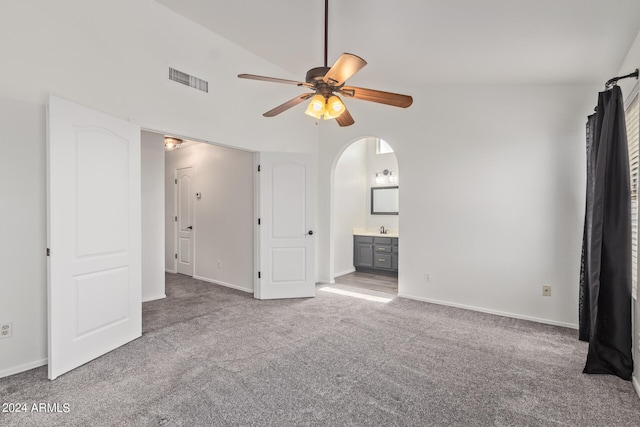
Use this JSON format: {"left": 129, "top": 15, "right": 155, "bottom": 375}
{"left": 156, "top": 0, "right": 640, "bottom": 92}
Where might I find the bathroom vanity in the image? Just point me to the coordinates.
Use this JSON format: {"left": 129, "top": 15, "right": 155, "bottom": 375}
{"left": 353, "top": 234, "right": 398, "bottom": 274}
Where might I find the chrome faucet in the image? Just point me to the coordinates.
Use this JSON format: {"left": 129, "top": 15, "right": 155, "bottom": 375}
{"left": 379, "top": 226, "right": 386, "bottom": 234}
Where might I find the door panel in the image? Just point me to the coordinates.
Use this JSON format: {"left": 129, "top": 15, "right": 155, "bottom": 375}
{"left": 357, "top": 244, "right": 374, "bottom": 268}
{"left": 47, "top": 95, "right": 141, "bottom": 380}
{"left": 176, "top": 167, "right": 194, "bottom": 276}
{"left": 257, "top": 153, "right": 315, "bottom": 299}
{"left": 272, "top": 248, "right": 306, "bottom": 282}
{"left": 179, "top": 238, "right": 191, "bottom": 263}
{"left": 272, "top": 162, "right": 306, "bottom": 237}
{"left": 76, "top": 130, "right": 129, "bottom": 256}
{"left": 75, "top": 267, "right": 129, "bottom": 336}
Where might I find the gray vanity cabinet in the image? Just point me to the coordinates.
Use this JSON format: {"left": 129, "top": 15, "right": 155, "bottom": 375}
{"left": 354, "top": 235, "right": 398, "bottom": 273}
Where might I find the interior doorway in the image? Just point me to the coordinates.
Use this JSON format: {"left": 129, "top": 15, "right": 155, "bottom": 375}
{"left": 331, "top": 137, "right": 399, "bottom": 294}
{"left": 161, "top": 136, "right": 255, "bottom": 294}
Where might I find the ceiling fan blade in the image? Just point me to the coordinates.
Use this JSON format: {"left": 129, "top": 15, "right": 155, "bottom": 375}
{"left": 340, "top": 86, "right": 413, "bottom": 108}
{"left": 238, "top": 74, "right": 313, "bottom": 88}
{"left": 336, "top": 106, "right": 355, "bottom": 127}
{"left": 263, "top": 93, "right": 314, "bottom": 117}
{"left": 323, "top": 53, "right": 367, "bottom": 86}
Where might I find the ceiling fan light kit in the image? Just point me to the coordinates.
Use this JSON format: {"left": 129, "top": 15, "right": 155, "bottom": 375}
{"left": 238, "top": 0, "right": 413, "bottom": 127}
{"left": 304, "top": 94, "right": 346, "bottom": 120}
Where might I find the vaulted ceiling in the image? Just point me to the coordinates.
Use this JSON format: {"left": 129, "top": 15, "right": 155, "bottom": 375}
{"left": 156, "top": 0, "right": 640, "bottom": 94}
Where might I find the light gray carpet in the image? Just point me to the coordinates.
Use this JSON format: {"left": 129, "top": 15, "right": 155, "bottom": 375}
{"left": 1, "top": 273, "right": 639, "bottom": 426}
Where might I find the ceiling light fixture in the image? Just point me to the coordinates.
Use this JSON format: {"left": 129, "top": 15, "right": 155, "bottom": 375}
{"left": 164, "top": 137, "right": 183, "bottom": 151}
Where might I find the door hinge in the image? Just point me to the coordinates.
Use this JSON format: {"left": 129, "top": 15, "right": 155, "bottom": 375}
{"left": 175, "top": 216, "right": 178, "bottom": 222}
{"left": 258, "top": 218, "right": 261, "bottom": 225}
{"left": 257, "top": 165, "right": 261, "bottom": 172}
{"left": 258, "top": 271, "right": 261, "bottom": 279}
{"left": 175, "top": 179, "right": 177, "bottom": 184}
{"left": 175, "top": 253, "right": 178, "bottom": 259}
{"left": 46, "top": 248, "right": 50, "bottom": 256}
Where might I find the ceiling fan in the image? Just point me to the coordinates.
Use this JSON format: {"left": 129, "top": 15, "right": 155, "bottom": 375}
{"left": 237, "top": 0, "right": 413, "bottom": 127}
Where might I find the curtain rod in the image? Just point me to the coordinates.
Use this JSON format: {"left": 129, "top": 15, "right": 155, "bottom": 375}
{"left": 605, "top": 68, "right": 639, "bottom": 89}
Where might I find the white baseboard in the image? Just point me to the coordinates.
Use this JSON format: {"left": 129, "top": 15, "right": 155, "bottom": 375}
{"left": 0, "top": 358, "right": 47, "bottom": 379}
{"left": 396, "top": 293, "right": 579, "bottom": 330}
{"left": 633, "top": 375, "right": 640, "bottom": 400}
{"left": 193, "top": 275, "right": 253, "bottom": 293}
{"left": 165, "top": 268, "right": 176, "bottom": 274}
{"left": 142, "top": 294, "right": 166, "bottom": 303}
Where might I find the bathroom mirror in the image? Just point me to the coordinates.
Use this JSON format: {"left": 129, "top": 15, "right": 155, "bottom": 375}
{"left": 371, "top": 186, "right": 399, "bottom": 215}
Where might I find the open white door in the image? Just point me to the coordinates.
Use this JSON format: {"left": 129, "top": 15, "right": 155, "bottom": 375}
{"left": 257, "top": 152, "right": 316, "bottom": 299}
{"left": 47, "top": 96, "right": 141, "bottom": 380}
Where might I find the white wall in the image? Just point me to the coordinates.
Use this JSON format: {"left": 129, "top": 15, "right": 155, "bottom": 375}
{"left": 141, "top": 131, "right": 166, "bottom": 302}
{"left": 332, "top": 140, "right": 367, "bottom": 277}
{"left": 0, "top": 99, "right": 48, "bottom": 378}
{"left": 0, "top": 0, "right": 316, "bottom": 378}
{"left": 165, "top": 143, "right": 255, "bottom": 292}
{"left": 319, "top": 84, "right": 598, "bottom": 328}
{"left": 618, "top": 29, "right": 640, "bottom": 100}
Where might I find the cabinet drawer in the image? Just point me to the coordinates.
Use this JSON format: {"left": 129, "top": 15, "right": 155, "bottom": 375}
{"left": 375, "top": 245, "right": 391, "bottom": 253}
{"left": 354, "top": 236, "right": 373, "bottom": 244}
{"left": 374, "top": 254, "right": 392, "bottom": 269}
{"left": 374, "top": 237, "right": 392, "bottom": 245}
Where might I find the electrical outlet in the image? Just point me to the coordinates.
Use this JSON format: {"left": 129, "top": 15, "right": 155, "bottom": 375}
{"left": 424, "top": 272, "right": 432, "bottom": 283}
{"left": 542, "top": 285, "right": 551, "bottom": 297}
{"left": 0, "top": 322, "right": 12, "bottom": 339}
{"left": 217, "top": 260, "right": 221, "bottom": 269}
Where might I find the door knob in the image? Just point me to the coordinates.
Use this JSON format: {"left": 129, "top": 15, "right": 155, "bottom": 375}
{"left": 307, "top": 230, "right": 314, "bottom": 236}
{"left": 187, "top": 226, "right": 193, "bottom": 230}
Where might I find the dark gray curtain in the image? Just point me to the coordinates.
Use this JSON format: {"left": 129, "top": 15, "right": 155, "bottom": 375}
{"left": 578, "top": 85, "right": 633, "bottom": 381}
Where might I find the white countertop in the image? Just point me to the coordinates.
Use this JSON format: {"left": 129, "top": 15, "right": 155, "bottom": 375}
{"left": 352, "top": 228, "right": 399, "bottom": 238}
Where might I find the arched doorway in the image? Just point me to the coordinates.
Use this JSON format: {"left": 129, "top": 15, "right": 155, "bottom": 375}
{"left": 331, "top": 136, "right": 399, "bottom": 294}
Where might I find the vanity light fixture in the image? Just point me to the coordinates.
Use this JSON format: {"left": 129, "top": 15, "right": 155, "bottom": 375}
{"left": 164, "top": 137, "right": 183, "bottom": 151}
{"left": 374, "top": 169, "right": 396, "bottom": 185}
